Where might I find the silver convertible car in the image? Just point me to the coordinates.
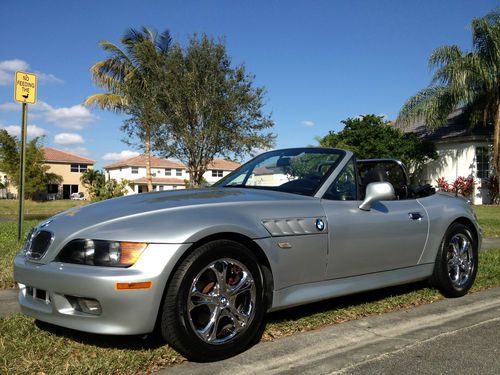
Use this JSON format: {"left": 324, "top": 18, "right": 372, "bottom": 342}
{"left": 14, "top": 148, "right": 480, "bottom": 361}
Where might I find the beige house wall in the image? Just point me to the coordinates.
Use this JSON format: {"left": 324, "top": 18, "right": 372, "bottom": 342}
{"left": 46, "top": 162, "right": 93, "bottom": 197}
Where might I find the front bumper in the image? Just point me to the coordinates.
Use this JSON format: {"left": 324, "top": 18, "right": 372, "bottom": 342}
{"left": 14, "top": 243, "right": 190, "bottom": 335}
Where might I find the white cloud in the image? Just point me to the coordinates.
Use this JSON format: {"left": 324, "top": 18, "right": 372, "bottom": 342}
{"left": 0, "top": 102, "right": 19, "bottom": 111}
{"left": 0, "top": 100, "right": 96, "bottom": 129}
{"left": 1, "top": 124, "right": 48, "bottom": 138}
{"left": 301, "top": 120, "right": 315, "bottom": 127}
{"left": 54, "top": 132, "right": 84, "bottom": 145}
{"left": 102, "top": 150, "right": 140, "bottom": 161}
{"left": 36, "top": 72, "right": 64, "bottom": 84}
{"left": 44, "top": 104, "right": 96, "bottom": 129}
{"left": 0, "top": 59, "right": 62, "bottom": 86}
{"left": 0, "top": 60, "right": 29, "bottom": 85}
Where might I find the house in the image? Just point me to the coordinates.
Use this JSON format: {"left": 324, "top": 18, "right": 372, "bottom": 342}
{"left": 0, "top": 170, "right": 14, "bottom": 198}
{"left": 203, "top": 159, "right": 241, "bottom": 185}
{"left": 104, "top": 155, "right": 188, "bottom": 194}
{"left": 103, "top": 155, "right": 240, "bottom": 194}
{"left": 405, "top": 110, "right": 494, "bottom": 205}
{"left": 43, "top": 148, "right": 96, "bottom": 199}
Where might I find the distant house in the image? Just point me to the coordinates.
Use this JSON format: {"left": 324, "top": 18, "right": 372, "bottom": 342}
{"left": 103, "top": 155, "right": 240, "bottom": 194}
{"left": 43, "top": 148, "right": 96, "bottom": 200}
{"left": 405, "top": 110, "right": 494, "bottom": 205}
{"left": 103, "top": 155, "right": 188, "bottom": 194}
{"left": 203, "top": 159, "right": 241, "bottom": 185}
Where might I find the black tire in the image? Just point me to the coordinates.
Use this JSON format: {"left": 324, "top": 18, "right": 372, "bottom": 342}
{"left": 160, "top": 240, "right": 266, "bottom": 362}
{"left": 431, "top": 223, "right": 478, "bottom": 297}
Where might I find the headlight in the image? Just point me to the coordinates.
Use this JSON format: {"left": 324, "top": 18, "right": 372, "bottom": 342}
{"left": 56, "top": 239, "right": 147, "bottom": 267}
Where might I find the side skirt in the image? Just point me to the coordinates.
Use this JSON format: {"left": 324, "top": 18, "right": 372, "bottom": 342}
{"left": 269, "top": 263, "right": 434, "bottom": 312}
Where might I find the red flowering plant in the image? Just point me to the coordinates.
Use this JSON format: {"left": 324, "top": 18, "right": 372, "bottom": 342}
{"left": 436, "top": 176, "right": 475, "bottom": 197}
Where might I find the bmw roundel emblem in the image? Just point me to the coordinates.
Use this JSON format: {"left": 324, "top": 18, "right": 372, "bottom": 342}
{"left": 315, "top": 218, "right": 325, "bottom": 231}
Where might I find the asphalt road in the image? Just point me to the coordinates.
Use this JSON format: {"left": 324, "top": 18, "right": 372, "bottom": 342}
{"left": 343, "top": 318, "right": 500, "bottom": 375}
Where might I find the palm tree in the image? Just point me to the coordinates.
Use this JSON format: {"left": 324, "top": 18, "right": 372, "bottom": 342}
{"left": 84, "top": 27, "right": 171, "bottom": 192}
{"left": 80, "top": 169, "right": 104, "bottom": 199}
{"left": 398, "top": 9, "right": 500, "bottom": 172}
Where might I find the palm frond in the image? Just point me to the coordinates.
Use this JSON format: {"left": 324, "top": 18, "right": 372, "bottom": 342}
{"left": 158, "top": 29, "right": 173, "bottom": 54}
{"left": 83, "top": 93, "right": 127, "bottom": 112}
{"left": 428, "top": 45, "right": 463, "bottom": 71}
{"left": 98, "top": 41, "right": 131, "bottom": 64}
{"left": 397, "top": 86, "right": 457, "bottom": 128}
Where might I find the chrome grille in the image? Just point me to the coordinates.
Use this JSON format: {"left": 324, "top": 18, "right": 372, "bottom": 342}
{"left": 26, "top": 230, "right": 53, "bottom": 260}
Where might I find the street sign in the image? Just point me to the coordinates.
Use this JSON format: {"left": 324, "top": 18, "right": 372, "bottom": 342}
{"left": 14, "top": 71, "right": 37, "bottom": 104}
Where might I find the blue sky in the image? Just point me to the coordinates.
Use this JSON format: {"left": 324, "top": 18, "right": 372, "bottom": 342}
{"left": 0, "top": 0, "right": 497, "bottom": 168}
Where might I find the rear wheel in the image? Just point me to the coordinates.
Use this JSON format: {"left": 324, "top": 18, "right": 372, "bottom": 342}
{"left": 160, "top": 240, "right": 266, "bottom": 361}
{"left": 431, "top": 223, "right": 478, "bottom": 297}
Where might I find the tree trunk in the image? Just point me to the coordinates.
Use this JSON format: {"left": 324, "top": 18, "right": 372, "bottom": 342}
{"left": 494, "top": 104, "right": 500, "bottom": 174}
{"left": 145, "top": 130, "right": 153, "bottom": 192}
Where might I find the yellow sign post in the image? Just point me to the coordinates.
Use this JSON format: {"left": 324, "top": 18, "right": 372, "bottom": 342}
{"left": 15, "top": 71, "right": 37, "bottom": 104}
{"left": 14, "top": 71, "right": 37, "bottom": 241}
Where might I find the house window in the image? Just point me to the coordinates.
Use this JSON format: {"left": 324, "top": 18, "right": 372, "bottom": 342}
{"left": 70, "top": 164, "right": 88, "bottom": 173}
{"left": 476, "top": 146, "right": 490, "bottom": 179}
{"left": 212, "top": 170, "right": 224, "bottom": 178}
{"left": 131, "top": 167, "right": 139, "bottom": 174}
{"left": 165, "top": 168, "right": 171, "bottom": 176}
{"left": 176, "top": 169, "right": 182, "bottom": 176}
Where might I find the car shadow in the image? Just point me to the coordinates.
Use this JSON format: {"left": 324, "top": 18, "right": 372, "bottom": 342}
{"left": 34, "top": 320, "right": 165, "bottom": 350}
{"left": 266, "top": 280, "right": 433, "bottom": 324}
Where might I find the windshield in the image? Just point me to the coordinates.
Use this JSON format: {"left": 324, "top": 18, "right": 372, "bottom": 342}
{"left": 214, "top": 148, "right": 345, "bottom": 196}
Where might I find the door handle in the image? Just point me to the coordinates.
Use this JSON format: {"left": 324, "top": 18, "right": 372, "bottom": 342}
{"left": 408, "top": 212, "right": 423, "bottom": 221}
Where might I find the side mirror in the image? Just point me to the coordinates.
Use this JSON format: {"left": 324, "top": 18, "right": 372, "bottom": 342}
{"left": 359, "top": 182, "right": 395, "bottom": 211}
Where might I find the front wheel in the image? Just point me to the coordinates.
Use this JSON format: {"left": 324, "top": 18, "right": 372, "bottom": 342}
{"left": 160, "top": 240, "right": 266, "bottom": 361}
{"left": 431, "top": 223, "right": 478, "bottom": 297}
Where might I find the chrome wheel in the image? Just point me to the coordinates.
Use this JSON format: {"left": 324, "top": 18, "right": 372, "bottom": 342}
{"left": 187, "top": 258, "right": 256, "bottom": 345}
{"left": 446, "top": 233, "right": 474, "bottom": 288}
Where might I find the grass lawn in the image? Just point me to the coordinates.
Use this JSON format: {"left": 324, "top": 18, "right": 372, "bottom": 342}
{"left": 473, "top": 205, "right": 500, "bottom": 238}
{"left": 0, "top": 199, "right": 88, "bottom": 219}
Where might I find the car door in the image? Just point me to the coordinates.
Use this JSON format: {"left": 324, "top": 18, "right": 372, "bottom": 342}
{"left": 321, "top": 157, "right": 428, "bottom": 279}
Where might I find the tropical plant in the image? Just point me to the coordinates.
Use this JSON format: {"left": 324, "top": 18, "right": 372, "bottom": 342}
{"left": 80, "top": 169, "right": 105, "bottom": 200}
{"left": 84, "top": 26, "right": 172, "bottom": 192}
{"left": 318, "top": 115, "right": 437, "bottom": 182}
{"left": 0, "top": 129, "right": 62, "bottom": 199}
{"left": 80, "top": 169, "right": 128, "bottom": 201}
{"left": 436, "top": 176, "right": 475, "bottom": 197}
{"left": 398, "top": 9, "right": 500, "bottom": 172}
{"left": 155, "top": 34, "right": 275, "bottom": 187}
{"left": 95, "top": 178, "right": 129, "bottom": 201}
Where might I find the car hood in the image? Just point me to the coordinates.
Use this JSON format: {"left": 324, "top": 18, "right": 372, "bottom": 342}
{"left": 53, "top": 188, "right": 311, "bottom": 224}
{"left": 29, "top": 188, "right": 321, "bottom": 262}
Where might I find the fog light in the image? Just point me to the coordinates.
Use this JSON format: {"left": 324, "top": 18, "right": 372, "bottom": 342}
{"left": 67, "top": 296, "right": 102, "bottom": 315}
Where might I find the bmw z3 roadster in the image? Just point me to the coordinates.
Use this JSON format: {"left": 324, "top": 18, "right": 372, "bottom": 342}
{"left": 14, "top": 147, "right": 481, "bottom": 361}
